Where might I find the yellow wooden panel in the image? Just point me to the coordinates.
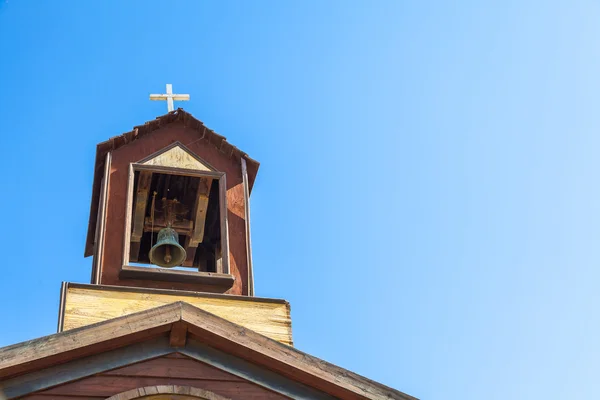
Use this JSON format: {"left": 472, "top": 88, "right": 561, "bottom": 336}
{"left": 142, "top": 145, "right": 212, "bottom": 171}
{"left": 63, "top": 286, "right": 293, "bottom": 346}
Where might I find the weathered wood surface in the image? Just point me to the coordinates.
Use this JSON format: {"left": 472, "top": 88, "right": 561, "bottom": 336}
{"left": 38, "top": 377, "right": 286, "bottom": 399}
{"left": 62, "top": 285, "right": 293, "bottom": 346}
{"left": 3, "top": 302, "right": 415, "bottom": 400}
{"left": 106, "top": 385, "right": 231, "bottom": 400}
{"left": 97, "top": 123, "right": 251, "bottom": 295}
{"left": 119, "top": 266, "right": 235, "bottom": 289}
{"left": 33, "top": 354, "right": 289, "bottom": 400}
{"left": 0, "top": 303, "right": 181, "bottom": 380}
{"left": 102, "top": 355, "right": 242, "bottom": 380}
{"left": 169, "top": 321, "right": 188, "bottom": 348}
{"left": 142, "top": 144, "right": 212, "bottom": 171}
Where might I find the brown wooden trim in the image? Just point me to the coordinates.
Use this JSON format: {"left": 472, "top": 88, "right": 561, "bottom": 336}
{"left": 137, "top": 141, "right": 219, "bottom": 172}
{"left": 182, "top": 340, "right": 332, "bottom": 400}
{"left": 218, "top": 174, "right": 229, "bottom": 275}
{"left": 240, "top": 158, "right": 254, "bottom": 296}
{"left": 120, "top": 163, "right": 230, "bottom": 277}
{"left": 56, "top": 282, "right": 68, "bottom": 333}
{"left": 122, "top": 163, "right": 135, "bottom": 271}
{"left": 105, "top": 385, "right": 230, "bottom": 400}
{"left": 130, "top": 170, "right": 152, "bottom": 244}
{"left": 0, "top": 302, "right": 415, "bottom": 400}
{"left": 133, "top": 163, "right": 225, "bottom": 179}
{"left": 91, "top": 152, "right": 111, "bottom": 283}
{"left": 0, "top": 303, "right": 182, "bottom": 380}
{"left": 2, "top": 338, "right": 172, "bottom": 399}
{"left": 120, "top": 266, "right": 235, "bottom": 288}
{"left": 65, "top": 282, "right": 289, "bottom": 305}
{"left": 188, "top": 178, "right": 212, "bottom": 248}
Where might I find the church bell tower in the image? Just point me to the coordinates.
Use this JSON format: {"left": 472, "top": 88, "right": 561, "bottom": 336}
{"left": 58, "top": 85, "right": 292, "bottom": 345}
{"left": 85, "top": 86, "right": 258, "bottom": 296}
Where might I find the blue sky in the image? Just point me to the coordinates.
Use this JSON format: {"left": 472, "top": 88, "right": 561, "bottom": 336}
{"left": 1, "top": 1, "right": 600, "bottom": 399}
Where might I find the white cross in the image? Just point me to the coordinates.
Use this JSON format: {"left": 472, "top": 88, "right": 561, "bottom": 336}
{"left": 149, "top": 84, "right": 190, "bottom": 112}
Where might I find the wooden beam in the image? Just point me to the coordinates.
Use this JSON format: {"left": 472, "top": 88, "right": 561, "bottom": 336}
{"left": 2, "top": 338, "right": 172, "bottom": 399}
{"left": 91, "top": 152, "right": 111, "bottom": 283}
{"left": 218, "top": 174, "right": 230, "bottom": 274}
{"left": 143, "top": 217, "right": 193, "bottom": 234}
{"left": 130, "top": 170, "right": 152, "bottom": 262}
{"left": 0, "top": 302, "right": 182, "bottom": 380}
{"left": 56, "top": 282, "right": 68, "bottom": 333}
{"left": 241, "top": 157, "right": 255, "bottom": 296}
{"left": 119, "top": 265, "right": 235, "bottom": 289}
{"left": 188, "top": 177, "right": 212, "bottom": 248}
{"left": 169, "top": 321, "right": 188, "bottom": 348}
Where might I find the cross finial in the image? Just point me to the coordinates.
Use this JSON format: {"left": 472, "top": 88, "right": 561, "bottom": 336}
{"left": 149, "top": 84, "right": 190, "bottom": 112}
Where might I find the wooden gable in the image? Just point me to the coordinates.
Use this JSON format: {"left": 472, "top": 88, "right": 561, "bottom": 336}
{"left": 0, "top": 303, "right": 416, "bottom": 400}
{"left": 140, "top": 142, "right": 216, "bottom": 171}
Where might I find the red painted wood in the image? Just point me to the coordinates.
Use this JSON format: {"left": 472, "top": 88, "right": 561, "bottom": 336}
{"left": 99, "top": 122, "right": 250, "bottom": 295}
{"left": 104, "top": 355, "right": 244, "bottom": 381}
{"left": 40, "top": 376, "right": 288, "bottom": 399}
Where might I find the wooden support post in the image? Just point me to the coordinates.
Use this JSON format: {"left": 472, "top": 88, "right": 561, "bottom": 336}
{"left": 241, "top": 158, "right": 255, "bottom": 296}
{"left": 188, "top": 178, "right": 212, "bottom": 247}
{"left": 130, "top": 170, "right": 152, "bottom": 262}
{"left": 91, "top": 152, "right": 111, "bottom": 284}
{"left": 184, "top": 177, "right": 211, "bottom": 267}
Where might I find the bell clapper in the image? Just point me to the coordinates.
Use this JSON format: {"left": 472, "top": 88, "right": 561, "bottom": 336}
{"left": 164, "top": 246, "right": 172, "bottom": 263}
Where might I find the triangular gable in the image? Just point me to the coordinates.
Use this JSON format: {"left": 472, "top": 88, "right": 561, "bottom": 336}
{"left": 138, "top": 142, "right": 216, "bottom": 171}
{"left": 0, "top": 303, "right": 416, "bottom": 400}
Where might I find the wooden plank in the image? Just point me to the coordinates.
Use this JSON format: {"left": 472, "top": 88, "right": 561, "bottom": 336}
{"left": 62, "top": 285, "right": 292, "bottom": 346}
{"left": 169, "top": 321, "right": 187, "bottom": 348}
{"left": 188, "top": 177, "right": 212, "bottom": 247}
{"left": 0, "top": 303, "right": 182, "bottom": 380}
{"left": 183, "top": 339, "right": 336, "bottom": 400}
{"left": 91, "top": 152, "right": 111, "bottom": 284}
{"left": 134, "top": 164, "right": 224, "bottom": 179}
{"left": 119, "top": 265, "right": 235, "bottom": 289}
{"left": 142, "top": 217, "right": 193, "bottom": 234}
{"left": 121, "top": 164, "right": 135, "bottom": 269}
{"left": 39, "top": 376, "right": 287, "bottom": 399}
{"left": 104, "top": 385, "right": 230, "bottom": 400}
{"left": 56, "top": 282, "right": 68, "bottom": 333}
{"left": 2, "top": 338, "right": 172, "bottom": 399}
{"left": 218, "top": 174, "right": 229, "bottom": 274}
{"left": 130, "top": 170, "right": 152, "bottom": 262}
{"left": 102, "top": 355, "right": 242, "bottom": 381}
{"left": 241, "top": 157, "right": 254, "bottom": 296}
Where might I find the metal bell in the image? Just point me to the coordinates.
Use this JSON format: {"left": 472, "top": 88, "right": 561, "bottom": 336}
{"left": 149, "top": 227, "right": 187, "bottom": 268}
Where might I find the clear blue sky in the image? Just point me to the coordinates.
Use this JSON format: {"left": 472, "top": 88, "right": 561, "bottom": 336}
{"left": 1, "top": 1, "right": 599, "bottom": 399}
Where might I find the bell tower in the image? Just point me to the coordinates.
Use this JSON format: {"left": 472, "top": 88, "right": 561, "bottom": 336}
{"left": 85, "top": 95, "right": 258, "bottom": 296}
{"left": 54, "top": 87, "right": 293, "bottom": 345}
